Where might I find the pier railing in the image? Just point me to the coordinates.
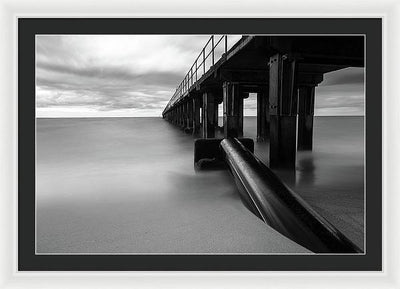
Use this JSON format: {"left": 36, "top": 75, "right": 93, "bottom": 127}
{"left": 163, "top": 35, "right": 239, "bottom": 113}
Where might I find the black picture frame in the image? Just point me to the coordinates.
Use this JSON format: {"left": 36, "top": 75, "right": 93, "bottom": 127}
{"left": 18, "top": 18, "right": 382, "bottom": 271}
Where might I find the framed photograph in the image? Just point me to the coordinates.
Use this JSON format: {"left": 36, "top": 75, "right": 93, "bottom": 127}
{"left": 1, "top": 0, "right": 398, "bottom": 286}
{"left": 17, "top": 17, "right": 381, "bottom": 271}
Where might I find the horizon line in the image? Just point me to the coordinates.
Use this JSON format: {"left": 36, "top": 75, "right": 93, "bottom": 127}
{"left": 36, "top": 115, "right": 365, "bottom": 119}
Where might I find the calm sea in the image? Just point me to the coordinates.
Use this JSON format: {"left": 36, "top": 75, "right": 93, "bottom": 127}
{"left": 36, "top": 116, "right": 364, "bottom": 253}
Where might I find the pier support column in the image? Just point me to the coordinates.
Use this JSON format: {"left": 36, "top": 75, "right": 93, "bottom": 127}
{"left": 257, "top": 86, "right": 270, "bottom": 142}
{"left": 202, "top": 92, "right": 216, "bottom": 138}
{"left": 181, "top": 104, "right": 185, "bottom": 128}
{"left": 239, "top": 92, "right": 245, "bottom": 137}
{"left": 214, "top": 103, "right": 219, "bottom": 128}
{"left": 185, "top": 100, "right": 193, "bottom": 133}
{"left": 297, "top": 86, "right": 315, "bottom": 150}
{"left": 174, "top": 108, "right": 178, "bottom": 125}
{"left": 223, "top": 82, "right": 243, "bottom": 138}
{"left": 192, "top": 97, "right": 201, "bottom": 135}
{"left": 269, "top": 54, "right": 298, "bottom": 169}
{"left": 215, "top": 92, "right": 223, "bottom": 133}
{"left": 178, "top": 105, "right": 182, "bottom": 127}
{"left": 182, "top": 103, "right": 187, "bottom": 129}
{"left": 176, "top": 107, "right": 180, "bottom": 126}
{"left": 188, "top": 100, "right": 193, "bottom": 130}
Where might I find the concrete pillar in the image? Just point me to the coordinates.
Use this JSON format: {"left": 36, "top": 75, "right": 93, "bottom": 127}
{"left": 298, "top": 86, "right": 315, "bottom": 150}
{"left": 238, "top": 93, "right": 244, "bottom": 137}
{"left": 182, "top": 103, "right": 187, "bottom": 129}
{"left": 214, "top": 91, "right": 223, "bottom": 134}
{"left": 178, "top": 105, "right": 182, "bottom": 127}
{"left": 202, "top": 92, "right": 216, "bottom": 138}
{"left": 223, "top": 82, "right": 243, "bottom": 138}
{"left": 214, "top": 103, "right": 219, "bottom": 128}
{"left": 269, "top": 54, "right": 298, "bottom": 169}
{"left": 174, "top": 108, "right": 177, "bottom": 125}
{"left": 180, "top": 104, "right": 185, "bottom": 128}
{"left": 177, "top": 105, "right": 181, "bottom": 127}
{"left": 192, "top": 97, "right": 201, "bottom": 135}
{"left": 257, "top": 87, "right": 270, "bottom": 142}
{"left": 186, "top": 100, "right": 193, "bottom": 131}
{"left": 183, "top": 101, "right": 193, "bottom": 133}
{"left": 177, "top": 106, "right": 180, "bottom": 126}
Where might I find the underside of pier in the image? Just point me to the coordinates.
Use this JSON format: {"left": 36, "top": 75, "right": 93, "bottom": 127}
{"left": 163, "top": 35, "right": 364, "bottom": 169}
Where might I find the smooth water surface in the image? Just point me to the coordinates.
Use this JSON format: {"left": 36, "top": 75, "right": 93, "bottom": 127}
{"left": 37, "top": 117, "right": 309, "bottom": 253}
{"left": 244, "top": 116, "right": 365, "bottom": 249}
{"left": 36, "top": 116, "right": 364, "bottom": 253}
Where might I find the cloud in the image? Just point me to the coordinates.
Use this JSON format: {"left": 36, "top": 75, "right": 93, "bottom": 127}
{"left": 36, "top": 35, "right": 214, "bottom": 117}
{"left": 36, "top": 35, "right": 364, "bottom": 117}
{"left": 319, "top": 67, "right": 364, "bottom": 86}
{"left": 315, "top": 68, "right": 364, "bottom": 116}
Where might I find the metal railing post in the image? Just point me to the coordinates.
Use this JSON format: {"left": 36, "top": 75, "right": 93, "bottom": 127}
{"left": 211, "top": 35, "right": 214, "bottom": 65}
{"left": 195, "top": 60, "right": 198, "bottom": 82}
{"left": 225, "top": 35, "right": 227, "bottom": 54}
{"left": 203, "top": 49, "right": 205, "bottom": 74}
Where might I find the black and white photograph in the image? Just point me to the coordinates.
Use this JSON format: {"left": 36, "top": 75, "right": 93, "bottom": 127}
{"left": 0, "top": 0, "right": 396, "bottom": 283}
{"left": 35, "top": 34, "right": 366, "bottom": 255}
{"left": 11, "top": 17, "right": 385, "bottom": 274}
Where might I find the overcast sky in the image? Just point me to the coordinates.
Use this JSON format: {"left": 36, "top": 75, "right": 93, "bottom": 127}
{"left": 36, "top": 35, "right": 364, "bottom": 117}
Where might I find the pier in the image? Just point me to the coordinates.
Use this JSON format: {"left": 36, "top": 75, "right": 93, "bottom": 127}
{"left": 162, "top": 35, "right": 364, "bottom": 253}
{"left": 162, "top": 35, "right": 364, "bottom": 168}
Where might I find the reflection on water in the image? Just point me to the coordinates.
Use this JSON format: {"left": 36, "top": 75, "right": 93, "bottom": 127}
{"left": 297, "top": 153, "right": 316, "bottom": 187}
{"left": 36, "top": 116, "right": 364, "bottom": 253}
